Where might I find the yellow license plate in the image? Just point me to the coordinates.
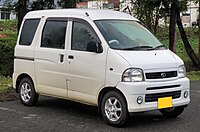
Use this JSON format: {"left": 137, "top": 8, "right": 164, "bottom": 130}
{"left": 158, "top": 97, "right": 172, "bottom": 109}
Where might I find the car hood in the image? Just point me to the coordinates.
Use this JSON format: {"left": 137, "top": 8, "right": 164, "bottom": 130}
{"left": 115, "top": 49, "right": 183, "bottom": 70}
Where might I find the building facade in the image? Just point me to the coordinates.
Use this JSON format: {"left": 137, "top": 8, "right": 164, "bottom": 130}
{"left": 181, "top": 1, "right": 199, "bottom": 27}
{"left": 0, "top": 0, "right": 16, "bottom": 20}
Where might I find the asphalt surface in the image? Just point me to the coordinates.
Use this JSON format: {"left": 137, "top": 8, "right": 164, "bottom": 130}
{"left": 0, "top": 81, "right": 200, "bottom": 132}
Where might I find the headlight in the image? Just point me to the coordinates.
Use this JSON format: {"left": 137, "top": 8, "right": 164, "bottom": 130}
{"left": 178, "top": 65, "right": 186, "bottom": 78}
{"left": 122, "top": 68, "right": 144, "bottom": 82}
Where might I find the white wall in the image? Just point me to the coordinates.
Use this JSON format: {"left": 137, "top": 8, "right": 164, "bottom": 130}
{"left": 88, "top": 1, "right": 105, "bottom": 9}
{"left": 10, "top": 11, "right": 16, "bottom": 20}
{"left": 190, "top": 4, "right": 198, "bottom": 23}
{"left": 184, "top": 1, "right": 198, "bottom": 27}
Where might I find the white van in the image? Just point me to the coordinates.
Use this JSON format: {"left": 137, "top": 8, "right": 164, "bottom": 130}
{"left": 13, "top": 9, "right": 190, "bottom": 127}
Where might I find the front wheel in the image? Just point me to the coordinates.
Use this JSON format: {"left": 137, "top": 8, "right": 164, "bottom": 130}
{"left": 19, "top": 78, "right": 39, "bottom": 106}
{"left": 101, "top": 91, "right": 128, "bottom": 127}
{"left": 159, "top": 106, "right": 185, "bottom": 118}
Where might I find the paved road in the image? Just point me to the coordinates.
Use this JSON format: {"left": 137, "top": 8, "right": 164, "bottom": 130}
{"left": 0, "top": 81, "right": 200, "bottom": 132}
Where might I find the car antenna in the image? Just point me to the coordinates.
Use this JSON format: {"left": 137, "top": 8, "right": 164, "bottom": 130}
{"left": 85, "top": 12, "right": 89, "bottom": 17}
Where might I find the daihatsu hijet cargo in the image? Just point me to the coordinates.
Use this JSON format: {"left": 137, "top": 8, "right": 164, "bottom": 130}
{"left": 13, "top": 9, "right": 190, "bottom": 127}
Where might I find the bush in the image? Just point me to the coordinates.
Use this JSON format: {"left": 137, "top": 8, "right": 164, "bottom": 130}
{"left": 0, "top": 41, "right": 15, "bottom": 77}
{"left": 0, "top": 20, "right": 17, "bottom": 31}
{"left": 156, "top": 27, "right": 199, "bottom": 53}
{"left": 0, "top": 20, "right": 17, "bottom": 77}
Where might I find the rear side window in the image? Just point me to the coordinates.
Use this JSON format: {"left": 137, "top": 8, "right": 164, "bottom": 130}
{"left": 19, "top": 19, "right": 40, "bottom": 46}
{"left": 41, "top": 20, "right": 67, "bottom": 49}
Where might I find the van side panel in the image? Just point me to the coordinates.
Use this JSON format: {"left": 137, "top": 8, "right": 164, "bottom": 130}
{"left": 34, "top": 17, "right": 68, "bottom": 98}
{"left": 13, "top": 18, "right": 41, "bottom": 91}
{"left": 13, "top": 59, "right": 36, "bottom": 90}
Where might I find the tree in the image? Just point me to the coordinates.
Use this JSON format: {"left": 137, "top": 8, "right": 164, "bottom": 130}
{"left": 191, "top": 0, "right": 200, "bottom": 61}
{"left": 31, "top": 0, "right": 55, "bottom": 10}
{"left": 170, "top": 0, "right": 200, "bottom": 69}
{"left": 4, "top": 0, "right": 55, "bottom": 32}
{"left": 57, "top": 0, "right": 77, "bottom": 8}
{"left": 131, "top": 0, "right": 171, "bottom": 34}
{"left": 131, "top": 0, "right": 188, "bottom": 53}
{"left": 169, "top": 0, "right": 177, "bottom": 52}
{"left": 2, "top": 0, "right": 14, "bottom": 8}
{"left": 3, "top": 0, "right": 28, "bottom": 32}
{"left": 168, "top": 0, "right": 188, "bottom": 52}
{"left": 16, "top": 0, "right": 27, "bottom": 32}
{"left": 198, "top": 0, "right": 200, "bottom": 60}
{"left": 176, "top": 4, "right": 200, "bottom": 69}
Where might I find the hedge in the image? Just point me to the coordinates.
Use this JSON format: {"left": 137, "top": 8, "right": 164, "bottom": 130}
{"left": 0, "top": 38, "right": 15, "bottom": 77}
{"left": 0, "top": 20, "right": 17, "bottom": 77}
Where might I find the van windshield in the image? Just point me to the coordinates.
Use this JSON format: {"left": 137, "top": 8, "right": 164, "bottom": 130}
{"left": 95, "top": 20, "right": 165, "bottom": 50}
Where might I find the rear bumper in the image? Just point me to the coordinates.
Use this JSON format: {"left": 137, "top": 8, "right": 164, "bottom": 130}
{"left": 12, "top": 73, "right": 17, "bottom": 89}
{"left": 116, "top": 78, "right": 190, "bottom": 112}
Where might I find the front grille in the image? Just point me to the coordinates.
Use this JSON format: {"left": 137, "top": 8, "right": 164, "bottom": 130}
{"left": 145, "top": 71, "right": 177, "bottom": 79}
{"left": 146, "top": 85, "right": 180, "bottom": 90}
{"left": 145, "top": 90, "right": 181, "bottom": 102}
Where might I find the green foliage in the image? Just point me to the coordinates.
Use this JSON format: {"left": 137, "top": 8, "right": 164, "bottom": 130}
{"left": 0, "top": 20, "right": 17, "bottom": 77}
{"left": 2, "top": 0, "right": 17, "bottom": 9}
{"left": 131, "top": 0, "right": 189, "bottom": 34}
{"left": 0, "top": 75, "right": 12, "bottom": 93}
{"left": 0, "top": 42, "right": 15, "bottom": 77}
{"left": 157, "top": 27, "right": 199, "bottom": 52}
{"left": 31, "top": 0, "right": 55, "bottom": 10}
{"left": 187, "top": 71, "right": 200, "bottom": 80}
{"left": 0, "top": 20, "right": 17, "bottom": 31}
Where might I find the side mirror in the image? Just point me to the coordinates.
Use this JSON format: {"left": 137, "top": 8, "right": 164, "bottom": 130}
{"left": 86, "top": 40, "right": 103, "bottom": 53}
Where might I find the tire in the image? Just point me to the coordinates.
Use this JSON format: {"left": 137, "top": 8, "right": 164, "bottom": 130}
{"left": 101, "top": 91, "right": 128, "bottom": 127}
{"left": 159, "top": 106, "right": 185, "bottom": 118}
{"left": 19, "top": 78, "right": 39, "bottom": 106}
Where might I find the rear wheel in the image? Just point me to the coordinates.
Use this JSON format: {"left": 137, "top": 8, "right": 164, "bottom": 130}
{"left": 19, "top": 78, "right": 39, "bottom": 106}
{"left": 159, "top": 106, "right": 185, "bottom": 118}
{"left": 101, "top": 91, "right": 128, "bottom": 127}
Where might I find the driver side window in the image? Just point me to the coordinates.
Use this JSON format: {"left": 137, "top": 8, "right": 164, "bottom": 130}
{"left": 72, "top": 21, "right": 96, "bottom": 51}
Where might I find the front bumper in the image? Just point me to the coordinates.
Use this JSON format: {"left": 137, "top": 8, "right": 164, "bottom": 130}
{"left": 116, "top": 78, "right": 190, "bottom": 112}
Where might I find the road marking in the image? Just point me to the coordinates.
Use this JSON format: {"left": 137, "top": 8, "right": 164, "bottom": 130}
{"left": 190, "top": 90, "right": 200, "bottom": 93}
{"left": 23, "top": 114, "right": 37, "bottom": 119}
{"left": 23, "top": 116, "right": 33, "bottom": 119}
{"left": 0, "top": 107, "right": 22, "bottom": 114}
{"left": 28, "top": 114, "right": 37, "bottom": 117}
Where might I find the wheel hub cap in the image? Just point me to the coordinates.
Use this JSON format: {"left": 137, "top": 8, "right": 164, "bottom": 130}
{"left": 20, "top": 82, "right": 31, "bottom": 102}
{"left": 104, "top": 97, "right": 122, "bottom": 122}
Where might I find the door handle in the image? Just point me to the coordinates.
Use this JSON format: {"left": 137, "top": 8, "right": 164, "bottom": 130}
{"left": 59, "top": 54, "right": 64, "bottom": 63}
{"left": 68, "top": 55, "right": 74, "bottom": 59}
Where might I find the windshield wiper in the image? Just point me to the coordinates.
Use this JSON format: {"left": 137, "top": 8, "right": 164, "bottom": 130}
{"left": 123, "top": 45, "right": 153, "bottom": 50}
{"left": 152, "top": 45, "right": 165, "bottom": 50}
{"left": 141, "top": 45, "right": 165, "bottom": 51}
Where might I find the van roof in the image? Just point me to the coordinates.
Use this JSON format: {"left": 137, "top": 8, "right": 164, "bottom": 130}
{"left": 24, "top": 9, "right": 139, "bottom": 21}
